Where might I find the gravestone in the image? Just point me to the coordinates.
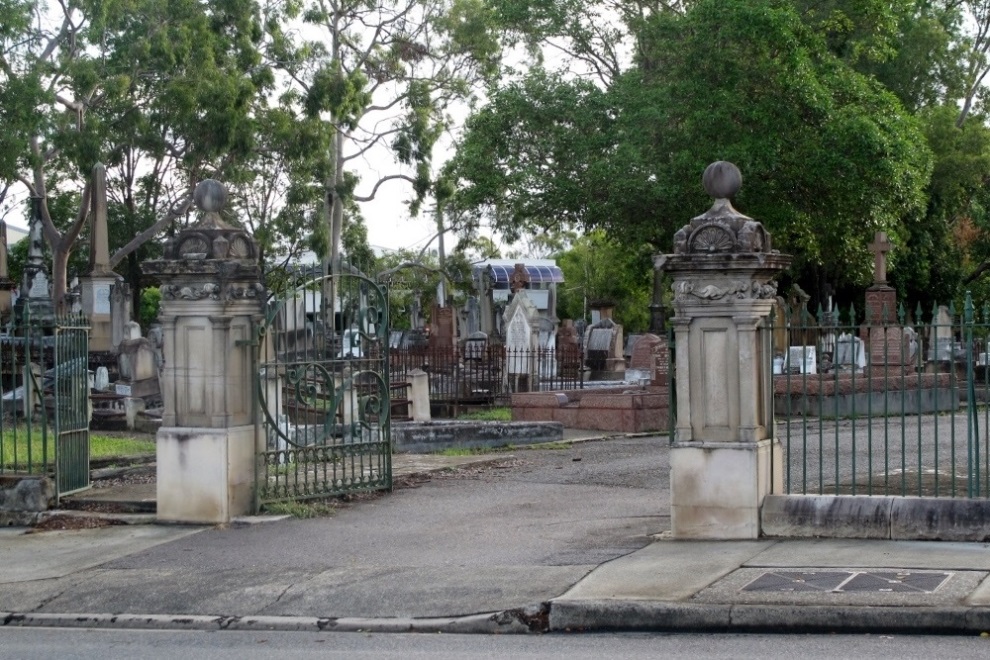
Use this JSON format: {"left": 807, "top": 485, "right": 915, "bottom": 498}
{"left": 555, "top": 319, "right": 582, "bottom": 378}
{"left": 14, "top": 197, "right": 54, "bottom": 320}
{"left": 835, "top": 332, "right": 866, "bottom": 371}
{"left": 273, "top": 295, "right": 310, "bottom": 356}
{"left": 585, "top": 303, "right": 625, "bottom": 381}
{"left": 79, "top": 163, "right": 124, "bottom": 351}
{"left": 116, "top": 321, "right": 161, "bottom": 402}
{"left": 0, "top": 221, "right": 14, "bottom": 321}
{"left": 428, "top": 303, "right": 458, "bottom": 352}
{"left": 862, "top": 231, "right": 911, "bottom": 370}
{"left": 464, "top": 330, "right": 488, "bottom": 362}
{"left": 464, "top": 296, "right": 481, "bottom": 336}
{"left": 629, "top": 333, "right": 670, "bottom": 386}
{"left": 503, "top": 290, "right": 539, "bottom": 391}
{"left": 110, "top": 282, "right": 132, "bottom": 350}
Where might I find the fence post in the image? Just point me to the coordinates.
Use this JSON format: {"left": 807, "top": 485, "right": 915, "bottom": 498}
{"left": 142, "top": 180, "right": 265, "bottom": 524}
{"left": 659, "top": 162, "right": 792, "bottom": 540}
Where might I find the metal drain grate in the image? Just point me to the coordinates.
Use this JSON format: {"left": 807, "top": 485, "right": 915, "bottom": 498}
{"left": 742, "top": 571, "right": 852, "bottom": 592}
{"left": 840, "top": 571, "right": 951, "bottom": 593}
{"left": 741, "top": 570, "right": 952, "bottom": 594}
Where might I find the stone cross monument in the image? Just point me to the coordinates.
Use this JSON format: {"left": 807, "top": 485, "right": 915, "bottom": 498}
{"left": 79, "top": 163, "right": 124, "bottom": 351}
{"left": 143, "top": 179, "right": 265, "bottom": 524}
{"left": 865, "top": 231, "right": 895, "bottom": 323}
{"left": 657, "top": 161, "right": 791, "bottom": 539}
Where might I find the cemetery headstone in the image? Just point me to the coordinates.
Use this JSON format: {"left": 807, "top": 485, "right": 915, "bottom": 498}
{"left": 585, "top": 302, "right": 625, "bottom": 380}
{"left": 503, "top": 290, "right": 539, "bottom": 391}
{"left": 629, "top": 333, "right": 670, "bottom": 386}
{"left": 14, "top": 197, "right": 54, "bottom": 320}
{"left": 116, "top": 321, "right": 161, "bottom": 402}
{"left": 862, "top": 231, "right": 911, "bottom": 370}
{"left": 428, "top": 303, "right": 458, "bottom": 352}
{"left": 0, "top": 221, "right": 14, "bottom": 321}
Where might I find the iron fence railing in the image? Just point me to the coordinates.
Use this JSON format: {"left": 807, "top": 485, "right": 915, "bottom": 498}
{"left": 388, "top": 345, "right": 584, "bottom": 413}
{"left": 770, "top": 293, "right": 990, "bottom": 498}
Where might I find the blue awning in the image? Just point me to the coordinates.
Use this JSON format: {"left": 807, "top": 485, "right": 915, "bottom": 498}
{"left": 476, "top": 264, "right": 565, "bottom": 284}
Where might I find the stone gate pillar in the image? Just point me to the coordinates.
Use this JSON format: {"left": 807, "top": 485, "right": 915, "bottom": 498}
{"left": 144, "top": 180, "right": 265, "bottom": 524}
{"left": 656, "top": 162, "right": 791, "bottom": 539}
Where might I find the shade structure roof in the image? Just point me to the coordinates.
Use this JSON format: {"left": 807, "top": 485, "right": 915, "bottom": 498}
{"left": 475, "top": 264, "right": 565, "bottom": 284}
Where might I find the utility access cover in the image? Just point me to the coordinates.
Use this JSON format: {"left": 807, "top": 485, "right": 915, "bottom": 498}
{"left": 741, "top": 571, "right": 951, "bottom": 594}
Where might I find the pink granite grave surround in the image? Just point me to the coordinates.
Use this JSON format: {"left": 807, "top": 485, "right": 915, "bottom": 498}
{"left": 511, "top": 386, "right": 670, "bottom": 433}
{"left": 773, "top": 372, "right": 951, "bottom": 396}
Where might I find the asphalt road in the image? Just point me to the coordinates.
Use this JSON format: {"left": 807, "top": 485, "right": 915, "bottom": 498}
{"left": 1, "top": 629, "right": 987, "bottom": 659}
{"left": 4, "top": 436, "right": 671, "bottom": 619}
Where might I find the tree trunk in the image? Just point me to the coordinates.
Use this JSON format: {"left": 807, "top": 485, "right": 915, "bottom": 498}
{"left": 51, "top": 247, "right": 70, "bottom": 314}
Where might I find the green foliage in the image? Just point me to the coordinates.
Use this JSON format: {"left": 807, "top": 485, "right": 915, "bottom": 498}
{"left": 456, "top": 407, "right": 511, "bottom": 421}
{"left": 451, "top": 0, "right": 933, "bottom": 303}
{"left": 139, "top": 287, "right": 162, "bottom": 331}
{"left": 554, "top": 231, "right": 653, "bottom": 332}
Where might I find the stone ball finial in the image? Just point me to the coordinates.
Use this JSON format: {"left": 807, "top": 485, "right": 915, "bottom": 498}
{"left": 194, "top": 179, "right": 227, "bottom": 213}
{"left": 702, "top": 161, "right": 742, "bottom": 200}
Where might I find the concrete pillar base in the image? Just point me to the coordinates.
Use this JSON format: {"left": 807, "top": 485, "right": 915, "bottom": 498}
{"left": 156, "top": 425, "right": 258, "bottom": 524}
{"left": 670, "top": 438, "right": 781, "bottom": 539}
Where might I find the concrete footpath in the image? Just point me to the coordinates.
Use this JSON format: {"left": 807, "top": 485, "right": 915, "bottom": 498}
{"left": 3, "top": 435, "right": 990, "bottom": 635}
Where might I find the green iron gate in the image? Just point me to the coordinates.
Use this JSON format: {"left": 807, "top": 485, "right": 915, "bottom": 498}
{"left": 254, "top": 272, "right": 392, "bottom": 510}
{"left": 52, "top": 314, "right": 92, "bottom": 496}
{"left": 0, "top": 310, "right": 90, "bottom": 498}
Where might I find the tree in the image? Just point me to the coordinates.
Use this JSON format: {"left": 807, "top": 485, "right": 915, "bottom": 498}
{"left": 261, "top": 0, "right": 501, "bottom": 279}
{"left": 554, "top": 230, "right": 653, "bottom": 331}
{"left": 449, "top": 0, "right": 933, "bottom": 304}
{"left": 0, "top": 0, "right": 270, "bottom": 309}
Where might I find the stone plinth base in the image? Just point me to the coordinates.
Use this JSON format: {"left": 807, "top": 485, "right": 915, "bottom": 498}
{"left": 670, "top": 438, "right": 781, "bottom": 539}
{"left": 156, "top": 425, "right": 258, "bottom": 524}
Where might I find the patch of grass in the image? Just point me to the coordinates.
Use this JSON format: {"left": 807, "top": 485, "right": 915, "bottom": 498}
{"left": 2, "top": 425, "right": 154, "bottom": 470}
{"left": 434, "top": 446, "right": 501, "bottom": 456}
{"left": 519, "top": 441, "right": 571, "bottom": 450}
{"left": 433, "top": 440, "right": 572, "bottom": 456}
{"left": 456, "top": 407, "right": 512, "bottom": 422}
{"left": 262, "top": 500, "right": 337, "bottom": 518}
{"left": 91, "top": 435, "right": 156, "bottom": 457}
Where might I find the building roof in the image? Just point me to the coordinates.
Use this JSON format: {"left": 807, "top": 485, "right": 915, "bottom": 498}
{"left": 474, "top": 263, "right": 565, "bottom": 284}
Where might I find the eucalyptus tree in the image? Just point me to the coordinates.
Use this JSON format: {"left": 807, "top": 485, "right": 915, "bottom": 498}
{"left": 260, "top": 0, "right": 501, "bottom": 276}
{"left": 0, "top": 0, "right": 270, "bottom": 308}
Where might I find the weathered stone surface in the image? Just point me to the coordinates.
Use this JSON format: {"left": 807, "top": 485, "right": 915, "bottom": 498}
{"left": 0, "top": 475, "right": 55, "bottom": 513}
{"left": 891, "top": 497, "right": 990, "bottom": 542}
{"left": 392, "top": 420, "right": 563, "bottom": 453}
{"left": 761, "top": 495, "right": 892, "bottom": 539}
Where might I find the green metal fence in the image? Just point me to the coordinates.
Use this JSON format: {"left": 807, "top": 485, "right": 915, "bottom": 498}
{"left": 1, "top": 308, "right": 91, "bottom": 497}
{"left": 770, "top": 293, "right": 989, "bottom": 498}
{"left": 254, "top": 272, "right": 392, "bottom": 510}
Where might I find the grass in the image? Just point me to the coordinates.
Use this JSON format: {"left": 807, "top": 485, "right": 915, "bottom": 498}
{"left": 262, "top": 500, "right": 337, "bottom": 518}
{"left": 433, "top": 440, "right": 572, "bottom": 456}
{"left": 1, "top": 425, "right": 155, "bottom": 470}
{"left": 455, "top": 407, "right": 512, "bottom": 422}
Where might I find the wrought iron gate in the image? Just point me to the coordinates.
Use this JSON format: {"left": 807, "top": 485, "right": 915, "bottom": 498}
{"left": 254, "top": 272, "right": 392, "bottom": 509}
{"left": 52, "top": 315, "right": 91, "bottom": 495}
{"left": 0, "top": 310, "right": 90, "bottom": 498}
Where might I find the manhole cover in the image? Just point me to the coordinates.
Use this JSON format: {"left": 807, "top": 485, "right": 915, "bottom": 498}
{"left": 741, "top": 570, "right": 952, "bottom": 594}
{"left": 839, "top": 571, "right": 951, "bottom": 593}
{"left": 741, "top": 571, "right": 851, "bottom": 592}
